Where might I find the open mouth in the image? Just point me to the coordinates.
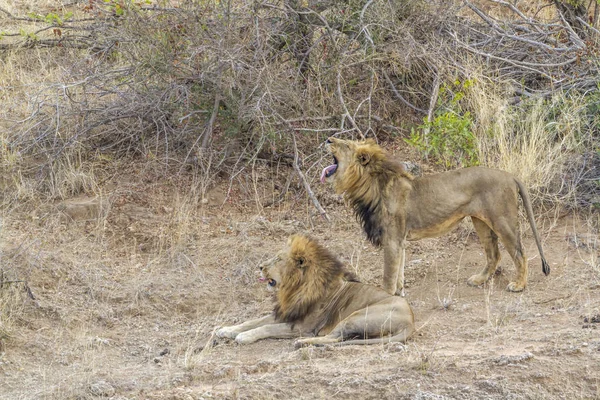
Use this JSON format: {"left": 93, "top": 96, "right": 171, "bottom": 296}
{"left": 320, "top": 156, "right": 338, "bottom": 183}
{"left": 259, "top": 277, "right": 277, "bottom": 287}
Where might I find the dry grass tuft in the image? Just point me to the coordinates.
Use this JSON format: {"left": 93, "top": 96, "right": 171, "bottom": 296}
{"left": 466, "top": 76, "right": 590, "bottom": 209}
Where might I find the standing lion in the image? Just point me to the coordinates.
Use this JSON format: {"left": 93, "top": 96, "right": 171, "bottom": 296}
{"left": 321, "top": 137, "right": 550, "bottom": 295}
{"left": 216, "top": 235, "right": 415, "bottom": 347}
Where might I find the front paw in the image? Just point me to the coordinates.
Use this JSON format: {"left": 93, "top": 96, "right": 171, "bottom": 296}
{"left": 216, "top": 327, "right": 239, "bottom": 339}
{"left": 506, "top": 281, "right": 525, "bottom": 292}
{"left": 467, "top": 274, "right": 489, "bottom": 287}
{"left": 234, "top": 332, "right": 256, "bottom": 345}
{"left": 384, "top": 283, "right": 397, "bottom": 296}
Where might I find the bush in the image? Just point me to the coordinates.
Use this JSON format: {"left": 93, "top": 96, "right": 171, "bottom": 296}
{"left": 406, "top": 80, "right": 478, "bottom": 168}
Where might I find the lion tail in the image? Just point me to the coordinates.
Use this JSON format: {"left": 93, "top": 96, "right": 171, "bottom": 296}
{"left": 515, "top": 179, "right": 550, "bottom": 276}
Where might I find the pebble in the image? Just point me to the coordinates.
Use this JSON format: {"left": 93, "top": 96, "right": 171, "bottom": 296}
{"left": 89, "top": 380, "right": 115, "bottom": 397}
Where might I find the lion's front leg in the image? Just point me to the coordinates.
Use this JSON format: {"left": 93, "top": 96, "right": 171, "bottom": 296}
{"left": 235, "top": 323, "right": 299, "bottom": 344}
{"left": 216, "top": 314, "right": 276, "bottom": 339}
{"left": 397, "top": 245, "right": 406, "bottom": 297}
{"left": 383, "top": 239, "right": 403, "bottom": 296}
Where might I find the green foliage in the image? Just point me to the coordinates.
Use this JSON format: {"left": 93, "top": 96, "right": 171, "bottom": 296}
{"left": 103, "top": 0, "right": 146, "bottom": 16}
{"left": 18, "top": 29, "right": 38, "bottom": 41}
{"left": 406, "top": 80, "right": 478, "bottom": 168}
{"left": 27, "top": 11, "right": 73, "bottom": 25}
{"left": 585, "top": 84, "right": 600, "bottom": 134}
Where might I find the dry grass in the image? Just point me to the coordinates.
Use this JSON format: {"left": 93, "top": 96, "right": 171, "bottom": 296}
{"left": 465, "top": 75, "right": 589, "bottom": 208}
{"left": 0, "top": 1, "right": 598, "bottom": 397}
{"left": 0, "top": 170, "right": 599, "bottom": 399}
{"left": 0, "top": 283, "right": 23, "bottom": 343}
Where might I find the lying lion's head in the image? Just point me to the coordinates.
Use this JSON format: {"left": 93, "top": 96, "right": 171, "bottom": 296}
{"left": 266, "top": 234, "right": 357, "bottom": 324}
{"left": 258, "top": 252, "right": 284, "bottom": 291}
{"left": 322, "top": 137, "right": 412, "bottom": 246}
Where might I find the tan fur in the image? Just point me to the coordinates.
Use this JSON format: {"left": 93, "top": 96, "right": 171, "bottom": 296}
{"left": 216, "top": 235, "right": 415, "bottom": 347}
{"left": 323, "top": 137, "right": 550, "bottom": 295}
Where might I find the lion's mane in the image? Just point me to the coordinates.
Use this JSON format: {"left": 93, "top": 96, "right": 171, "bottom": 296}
{"left": 273, "top": 235, "right": 357, "bottom": 324}
{"left": 336, "top": 140, "right": 413, "bottom": 246}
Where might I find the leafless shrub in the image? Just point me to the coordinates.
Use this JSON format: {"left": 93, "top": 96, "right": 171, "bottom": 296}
{"left": 448, "top": 1, "right": 599, "bottom": 97}
{"left": 0, "top": 0, "right": 597, "bottom": 211}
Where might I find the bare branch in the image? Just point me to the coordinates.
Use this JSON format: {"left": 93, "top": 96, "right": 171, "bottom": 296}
{"left": 423, "top": 72, "right": 439, "bottom": 140}
{"left": 291, "top": 134, "right": 330, "bottom": 222}
{"left": 336, "top": 70, "right": 363, "bottom": 139}
{"left": 201, "top": 94, "right": 221, "bottom": 150}
{"left": 382, "top": 70, "right": 427, "bottom": 114}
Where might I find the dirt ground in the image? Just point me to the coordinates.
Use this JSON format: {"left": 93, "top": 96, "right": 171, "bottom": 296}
{"left": 1, "top": 166, "right": 599, "bottom": 400}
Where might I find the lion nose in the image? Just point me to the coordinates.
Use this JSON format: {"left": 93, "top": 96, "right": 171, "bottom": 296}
{"left": 326, "top": 138, "right": 333, "bottom": 144}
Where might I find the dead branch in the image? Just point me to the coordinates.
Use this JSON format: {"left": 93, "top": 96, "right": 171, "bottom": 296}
{"left": 449, "top": 0, "right": 597, "bottom": 93}
{"left": 423, "top": 72, "right": 439, "bottom": 140}
{"left": 291, "top": 134, "right": 330, "bottom": 222}
{"left": 336, "top": 70, "right": 363, "bottom": 139}
{"left": 0, "top": 280, "right": 25, "bottom": 286}
{"left": 201, "top": 94, "right": 221, "bottom": 150}
{"left": 382, "top": 70, "right": 427, "bottom": 114}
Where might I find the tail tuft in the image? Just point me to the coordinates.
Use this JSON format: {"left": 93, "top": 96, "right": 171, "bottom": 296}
{"left": 542, "top": 259, "right": 550, "bottom": 276}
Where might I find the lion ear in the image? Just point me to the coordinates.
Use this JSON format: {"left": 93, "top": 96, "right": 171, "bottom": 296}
{"left": 358, "top": 152, "right": 371, "bottom": 166}
{"left": 296, "top": 256, "right": 306, "bottom": 268}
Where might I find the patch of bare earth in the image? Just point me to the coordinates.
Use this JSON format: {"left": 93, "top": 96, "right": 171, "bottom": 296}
{"left": 1, "top": 172, "right": 599, "bottom": 400}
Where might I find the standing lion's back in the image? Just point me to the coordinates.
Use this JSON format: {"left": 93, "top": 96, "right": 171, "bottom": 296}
{"left": 411, "top": 166, "right": 519, "bottom": 197}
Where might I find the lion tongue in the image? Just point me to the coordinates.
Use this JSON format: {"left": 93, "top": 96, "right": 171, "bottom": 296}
{"left": 320, "top": 164, "right": 337, "bottom": 183}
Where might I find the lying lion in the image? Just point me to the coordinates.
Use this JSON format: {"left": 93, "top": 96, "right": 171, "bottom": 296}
{"left": 216, "top": 235, "right": 415, "bottom": 347}
{"left": 321, "top": 137, "right": 550, "bottom": 295}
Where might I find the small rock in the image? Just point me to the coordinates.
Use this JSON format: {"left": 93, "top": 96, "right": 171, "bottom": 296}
{"left": 89, "top": 380, "right": 115, "bottom": 397}
{"left": 583, "top": 314, "right": 600, "bottom": 324}
{"left": 476, "top": 379, "right": 503, "bottom": 393}
{"left": 493, "top": 352, "right": 534, "bottom": 366}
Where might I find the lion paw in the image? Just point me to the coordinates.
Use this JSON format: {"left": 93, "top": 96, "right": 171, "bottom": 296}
{"left": 506, "top": 281, "right": 525, "bottom": 292}
{"left": 467, "top": 274, "right": 489, "bottom": 287}
{"left": 234, "top": 332, "right": 256, "bottom": 344}
{"left": 216, "top": 327, "right": 238, "bottom": 339}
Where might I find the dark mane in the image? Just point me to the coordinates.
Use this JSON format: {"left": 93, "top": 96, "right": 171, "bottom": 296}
{"left": 349, "top": 159, "right": 407, "bottom": 247}
{"left": 353, "top": 197, "right": 384, "bottom": 246}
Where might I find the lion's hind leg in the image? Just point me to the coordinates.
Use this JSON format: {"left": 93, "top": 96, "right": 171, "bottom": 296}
{"left": 294, "top": 335, "right": 343, "bottom": 348}
{"left": 296, "top": 299, "right": 414, "bottom": 348}
{"left": 492, "top": 219, "right": 528, "bottom": 292}
{"left": 467, "top": 217, "right": 501, "bottom": 287}
{"left": 294, "top": 330, "right": 412, "bottom": 348}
